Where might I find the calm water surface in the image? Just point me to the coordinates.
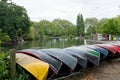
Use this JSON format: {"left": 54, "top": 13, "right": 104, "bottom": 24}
{"left": 0, "top": 38, "right": 86, "bottom": 53}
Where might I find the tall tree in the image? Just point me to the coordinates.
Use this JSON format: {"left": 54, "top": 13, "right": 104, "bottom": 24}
{"left": 76, "top": 13, "right": 85, "bottom": 37}
{"left": 0, "top": 0, "right": 30, "bottom": 40}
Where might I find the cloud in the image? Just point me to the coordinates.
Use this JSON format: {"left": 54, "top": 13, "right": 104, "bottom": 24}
{"left": 12, "top": 0, "right": 120, "bottom": 24}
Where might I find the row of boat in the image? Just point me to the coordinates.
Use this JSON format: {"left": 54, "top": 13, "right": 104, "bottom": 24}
{"left": 16, "top": 42, "right": 120, "bottom": 80}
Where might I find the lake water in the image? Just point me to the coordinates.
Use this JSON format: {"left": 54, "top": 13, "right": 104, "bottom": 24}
{"left": 0, "top": 38, "right": 86, "bottom": 53}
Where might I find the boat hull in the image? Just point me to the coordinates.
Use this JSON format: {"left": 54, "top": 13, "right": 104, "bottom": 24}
{"left": 65, "top": 47, "right": 100, "bottom": 66}
{"left": 16, "top": 53, "right": 49, "bottom": 80}
{"left": 17, "top": 49, "right": 62, "bottom": 75}
{"left": 40, "top": 49, "right": 77, "bottom": 70}
{"left": 86, "top": 45, "right": 108, "bottom": 60}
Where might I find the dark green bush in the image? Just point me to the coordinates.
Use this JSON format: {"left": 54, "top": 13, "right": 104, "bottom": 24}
{"left": 0, "top": 52, "right": 35, "bottom": 80}
{"left": 0, "top": 53, "right": 9, "bottom": 79}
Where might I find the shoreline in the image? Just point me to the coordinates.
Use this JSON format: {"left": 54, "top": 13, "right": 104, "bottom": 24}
{"left": 60, "top": 57, "right": 120, "bottom": 80}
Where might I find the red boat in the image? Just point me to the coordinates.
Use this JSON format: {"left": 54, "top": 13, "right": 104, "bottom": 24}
{"left": 106, "top": 43, "right": 120, "bottom": 53}
{"left": 110, "top": 43, "right": 120, "bottom": 48}
{"left": 95, "top": 44, "right": 117, "bottom": 54}
{"left": 109, "top": 45, "right": 120, "bottom": 53}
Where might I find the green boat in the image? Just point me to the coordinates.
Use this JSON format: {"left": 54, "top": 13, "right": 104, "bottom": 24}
{"left": 77, "top": 46, "right": 100, "bottom": 66}
{"left": 79, "top": 46, "right": 100, "bottom": 58}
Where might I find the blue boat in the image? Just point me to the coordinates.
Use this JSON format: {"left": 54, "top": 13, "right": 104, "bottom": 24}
{"left": 86, "top": 45, "right": 108, "bottom": 59}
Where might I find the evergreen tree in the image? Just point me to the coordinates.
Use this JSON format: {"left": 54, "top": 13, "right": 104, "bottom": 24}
{"left": 76, "top": 13, "right": 85, "bottom": 37}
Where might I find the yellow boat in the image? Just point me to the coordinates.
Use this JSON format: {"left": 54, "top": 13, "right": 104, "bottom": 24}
{"left": 16, "top": 53, "right": 49, "bottom": 80}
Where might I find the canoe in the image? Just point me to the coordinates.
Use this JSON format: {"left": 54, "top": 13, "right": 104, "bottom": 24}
{"left": 16, "top": 53, "right": 49, "bottom": 80}
{"left": 63, "top": 48, "right": 87, "bottom": 68}
{"left": 95, "top": 44, "right": 117, "bottom": 54}
{"left": 79, "top": 46, "right": 101, "bottom": 58}
{"left": 105, "top": 44, "right": 120, "bottom": 54}
{"left": 109, "top": 43, "right": 120, "bottom": 47}
{"left": 17, "top": 49, "right": 63, "bottom": 75}
{"left": 40, "top": 48, "right": 77, "bottom": 70}
{"left": 64, "top": 47, "right": 99, "bottom": 66}
{"left": 86, "top": 45, "right": 108, "bottom": 59}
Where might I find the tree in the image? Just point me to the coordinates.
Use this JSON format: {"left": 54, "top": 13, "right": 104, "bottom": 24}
{"left": 29, "top": 22, "right": 40, "bottom": 40}
{"left": 0, "top": 28, "right": 11, "bottom": 44}
{"left": 86, "top": 26, "right": 96, "bottom": 34}
{"left": 116, "top": 16, "right": 120, "bottom": 34}
{"left": 97, "top": 18, "right": 108, "bottom": 33}
{"left": 85, "top": 17, "right": 98, "bottom": 34}
{"left": 53, "top": 19, "right": 76, "bottom": 37}
{"left": 76, "top": 13, "right": 85, "bottom": 36}
{"left": 38, "top": 20, "right": 54, "bottom": 36}
{"left": 30, "top": 19, "right": 76, "bottom": 38}
{"left": 100, "top": 18, "right": 119, "bottom": 35}
{"left": 0, "top": 0, "right": 30, "bottom": 40}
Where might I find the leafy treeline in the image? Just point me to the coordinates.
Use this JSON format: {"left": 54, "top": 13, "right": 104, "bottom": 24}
{"left": 100, "top": 17, "right": 120, "bottom": 35}
{"left": 0, "top": 0, "right": 84, "bottom": 44}
{"left": 29, "top": 19, "right": 76, "bottom": 40}
{"left": 1, "top": 0, "right": 120, "bottom": 43}
{"left": 85, "top": 16, "right": 120, "bottom": 38}
{"left": 0, "top": 0, "right": 30, "bottom": 43}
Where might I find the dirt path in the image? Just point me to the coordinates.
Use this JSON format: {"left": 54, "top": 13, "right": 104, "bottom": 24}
{"left": 61, "top": 58, "right": 120, "bottom": 80}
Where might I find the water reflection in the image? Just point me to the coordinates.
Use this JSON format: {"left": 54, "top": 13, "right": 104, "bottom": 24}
{"left": 0, "top": 38, "right": 85, "bottom": 52}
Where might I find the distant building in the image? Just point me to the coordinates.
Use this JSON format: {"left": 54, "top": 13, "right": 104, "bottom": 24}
{"left": 93, "top": 33, "right": 111, "bottom": 41}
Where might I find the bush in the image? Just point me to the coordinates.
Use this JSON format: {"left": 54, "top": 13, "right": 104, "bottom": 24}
{"left": 0, "top": 52, "right": 35, "bottom": 79}
{"left": 0, "top": 53, "right": 9, "bottom": 79}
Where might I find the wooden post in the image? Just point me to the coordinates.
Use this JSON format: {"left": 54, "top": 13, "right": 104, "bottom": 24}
{"left": 10, "top": 49, "right": 16, "bottom": 79}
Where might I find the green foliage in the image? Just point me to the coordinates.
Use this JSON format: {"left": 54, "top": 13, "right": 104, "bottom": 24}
{"left": 0, "top": 33, "right": 11, "bottom": 43}
{"left": 100, "top": 18, "right": 119, "bottom": 35}
{"left": 0, "top": 52, "right": 35, "bottom": 79}
{"left": 85, "top": 18, "right": 98, "bottom": 34}
{"left": 15, "top": 65, "right": 35, "bottom": 80}
{"left": 0, "top": 28, "right": 11, "bottom": 44}
{"left": 38, "top": 20, "right": 54, "bottom": 36}
{"left": 76, "top": 13, "right": 85, "bottom": 36}
{"left": 0, "top": 53, "right": 9, "bottom": 79}
{"left": 53, "top": 19, "right": 76, "bottom": 37}
{"left": 29, "top": 19, "right": 76, "bottom": 39}
{"left": 85, "top": 18, "right": 98, "bottom": 27}
{"left": 97, "top": 18, "right": 108, "bottom": 33}
{"left": 86, "top": 26, "right": 96, "bottom": 34}
{"left": 0, "top": 40, "right": 1, "bottom": 44}
{"left": 0, "top": 0, "right": 30, "bottom": 40}
{"left": 116, "top": 16, "right": 120, "bottom": 33}
{"left": 84, "top": 17, "right": 120, "bottom": 38}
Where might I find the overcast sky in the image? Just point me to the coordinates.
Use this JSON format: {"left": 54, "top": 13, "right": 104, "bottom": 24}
{"left": 12, "top": 0, "right": 120, "bottom": 24}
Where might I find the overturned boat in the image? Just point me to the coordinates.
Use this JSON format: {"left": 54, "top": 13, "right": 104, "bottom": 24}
{"left": 63, "top": 47, "right": 87, "bottom": 68}
{"left": 95, "top": 44, "right": 117, "bottom": 55}
{"left": 15, "top": 43, "right": 120, "bottom": 80}
{"left": 78, "top": 46, "right": 100, "bottom": 66}
{"left": 86, "top": 45, "right": 108, "bottom": 59}
{"left": 16, "top": 53, "right": 49, "bottom": 80}
{"left": 40, "top": 48, "right": 78, "bottom": 77}
{"left": 64, "top": 46, "right": 100, "bottom": 67}
{"left": 17, "top": 49, "right": 63, "bottom": 78}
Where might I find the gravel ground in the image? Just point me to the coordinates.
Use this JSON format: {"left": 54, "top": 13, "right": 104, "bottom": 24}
{"left": 58, "top": 57, "right": 120, "bottom": 80}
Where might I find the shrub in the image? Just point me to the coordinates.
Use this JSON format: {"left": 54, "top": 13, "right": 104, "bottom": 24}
{"left": 0, "top": 52, "right": 35, "bottom": 79}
